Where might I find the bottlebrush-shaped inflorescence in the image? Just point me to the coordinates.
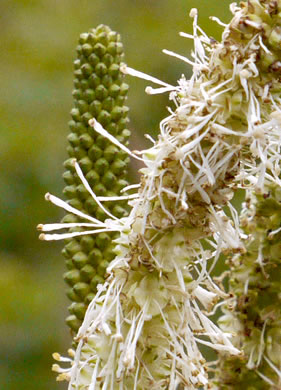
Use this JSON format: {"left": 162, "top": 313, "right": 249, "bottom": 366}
{"left": 39, "top": 1, "right": 281, "bottom": 389}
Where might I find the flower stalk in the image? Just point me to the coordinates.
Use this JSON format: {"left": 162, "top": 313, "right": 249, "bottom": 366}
{"left": 39, "top": 0, "right": 281, "bottom": 388}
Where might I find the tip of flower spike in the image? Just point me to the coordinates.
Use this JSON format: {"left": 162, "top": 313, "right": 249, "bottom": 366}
{"left": 45, "top": 192, "right": 51, "bottom": 201}
{"left": 39, "top": 233, "right": 46, "bottom": 241}
{"left": 189, "top": 8, "right": 197, "bottom": 18}
{"left": 37, "top": 224, "right": 43, "bottom": 231}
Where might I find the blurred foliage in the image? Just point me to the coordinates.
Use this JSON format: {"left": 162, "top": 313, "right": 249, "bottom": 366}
{"left": 0, "top": 0, "right": 233, "bottom": 389}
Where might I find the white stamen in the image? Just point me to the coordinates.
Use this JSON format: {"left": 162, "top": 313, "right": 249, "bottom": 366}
{"left": 209, "top": 16, "right": 227, "bottom": 27}
{"left": 145, "top": 85, "right": 176, "bottom": 95}
{"left": 258, "top": 35, "right": 271, "bottom": 54}
{"left": 37, "top": 222, "right": 101, "bottom": 232}
{"left": 88, "top": 358, "right": 100, "bottom": 390}
{"left": 264, "top": 355, "right": 281, "bottom": 379}
{"left": 74, "top": 160, "right": 119, "bottom": 221}
{"left": 40, "top": 227, "right": 119, "bottom": 241}
{"left": 268, "top": 226, "right": 281, "bottom": 239}
{"left": 256, "top": 370, "right": 275, "bottom": 386}
{"left": 121, "top": 64, "right": 173, "bottom": 88}
{"left": 44, "top": 193, "right": 103, "bottom": 225}
{"left": 163, "top": 49, "right": 198, "bottom": 68}
{"left": 97, "top": 194, "right": 139, "bottom": 201}
{"left": 89, "top": 119, "right": 146, "bottom": 163}
{"left": 52, "top": 352, "right": 72, "bottom": 363}
{"left": 180, "top": 31, "right": 211, "bottom": 45}
{"left": 121, "top": 183, "right": 141, "bottom": 193}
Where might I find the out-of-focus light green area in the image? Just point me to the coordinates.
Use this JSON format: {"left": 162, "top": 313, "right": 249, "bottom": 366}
{"left": 1, "top": 1, "right": 233, "bottom": 388}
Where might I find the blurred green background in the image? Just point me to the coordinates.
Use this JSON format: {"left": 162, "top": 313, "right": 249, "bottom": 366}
{"left": 1, "top": 1, "right": 233, "bottom": 389}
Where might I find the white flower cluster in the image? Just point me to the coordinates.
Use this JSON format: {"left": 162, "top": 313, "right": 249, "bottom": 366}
{"left": 40, "top": 1, "right": 281, "bottom": 388}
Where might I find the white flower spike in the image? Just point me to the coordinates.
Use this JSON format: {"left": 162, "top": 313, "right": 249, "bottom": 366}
{"left": 40, "top": 1, "right": 281, "bottom": 389}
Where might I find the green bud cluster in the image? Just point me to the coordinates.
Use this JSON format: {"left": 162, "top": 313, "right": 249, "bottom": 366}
{"left": 62, "top": 25, "right": 130, "bottom": 332}
{"left": 213, "top": 185, "right": 281, "bottom": 389}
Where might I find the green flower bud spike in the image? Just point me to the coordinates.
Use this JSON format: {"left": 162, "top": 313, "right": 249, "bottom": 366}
{"left": 38, "top": 24, "right": 131, "bottom": 333}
